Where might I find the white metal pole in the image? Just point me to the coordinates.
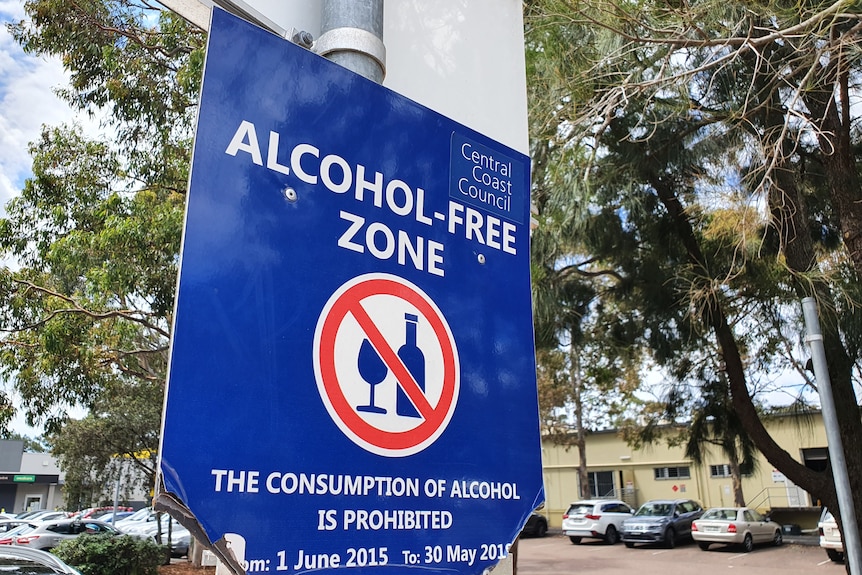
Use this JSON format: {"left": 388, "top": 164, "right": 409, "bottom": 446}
{"left": 801, "top": 297, "right": 861, "bottom": 575}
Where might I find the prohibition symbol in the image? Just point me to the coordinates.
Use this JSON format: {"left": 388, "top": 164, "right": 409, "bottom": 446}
{"left": 313, "top": 273, "right": 460, "bottom": 457}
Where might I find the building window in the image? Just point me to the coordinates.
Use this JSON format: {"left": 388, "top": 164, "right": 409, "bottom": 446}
{"left": 587, "top": 471, "right": 615, "bottom": 498}
{"left": 710, "top": 464, "right": 732, "bottom": 478}
{"left": 653, "top": 466, "right": 690, "bottom": 480}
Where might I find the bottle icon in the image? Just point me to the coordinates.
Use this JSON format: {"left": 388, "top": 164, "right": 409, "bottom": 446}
{"left": 397, "top": 313, "right": 425, "bottom": 418}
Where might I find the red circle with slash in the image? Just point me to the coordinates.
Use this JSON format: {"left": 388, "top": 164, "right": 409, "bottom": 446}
{"left": 314, "top": 273, "right": 460, "bottom": 457}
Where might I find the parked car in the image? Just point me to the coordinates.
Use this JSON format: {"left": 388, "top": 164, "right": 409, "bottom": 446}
{"left": 114, "top": 507, "right": 156, "bottom": 531}
{"left": 621, "top": 499, "right": 704, "bottom": 548}
{"left": 0, "top": 524, "right": 37, "bottom": 545}
{"left": 164, "top": 526, "right": 191, "bottom": 557}
{"left": 4, "top": 519, "right": 120, "bottom": 551}
{"left": 0, "top": 545, "right": 82, "bottom": 574}
{"left": 562, "top": 499, "right": 634, "bottom": 545}
{"left": 14, "top": 510, "right": 68, "bottom": 522}
{"left": 97, "top": 511, "right": 134, "bottom": 524}
{"left": 818, "top": 508, "right": 844, "bottom": 563}
{"left": 121, "top": 514, "right": 191, "bottom": 557}
{"left": 72, "top": 506, "right": 133, "bottom": 520}
{"left": 120, "top": 513, "right": 181, "bottom": 538}
{"left": 521, "top": 511, "right": 548, "bottom": 538}
{"left": 692, "top": 507, "right": 783, "bottom": 552}
{"left": 0, "top": 521, "right": 35, "bottom": 535}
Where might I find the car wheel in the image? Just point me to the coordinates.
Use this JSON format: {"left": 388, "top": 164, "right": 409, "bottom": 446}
{"left": 826, "top": 549, "right": 845, "bottom": 563}
{"left": 604, "top": 525, "right": 619, "bottom": 545}
{"left": 772, "top": 530, "right": 783, "bottom": 547}
{"left": 569, "top": 536, "right": 582, "bottom": 545}
{"left": 698, "top": 542, "right": 710, "bottom": 551}
{"left": 741, "top": 533, "right": 753, "bottom": 553}
{"left": 624, "top": 541, "right": 635, "bottom": 549}
{"left": 664, "top": 528, "right": 676, "bottom": 549}
{"left": 535, "top": 521, "right": 548, "bottom": 538}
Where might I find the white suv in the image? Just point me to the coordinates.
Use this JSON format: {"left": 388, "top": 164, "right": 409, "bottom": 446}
{"left": 818, "top": 508, "right": 844, "bottom": 563}
{"left": 562, "top": 499, "right": 634, "bottom": 545}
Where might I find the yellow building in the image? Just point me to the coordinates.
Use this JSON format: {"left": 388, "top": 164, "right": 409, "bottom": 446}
{"left": 540, "top": 412, "right": 828, "bottom": 529}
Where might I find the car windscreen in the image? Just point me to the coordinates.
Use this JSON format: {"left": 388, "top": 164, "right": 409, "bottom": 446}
{"left": 122, "top": 508, "right": 151, "bottom": 522}
{"left": 0, "top": 557, "right": 59, "bottom": 574}
{"left": 636, "top": 503, "right": 672, "bottom": 517}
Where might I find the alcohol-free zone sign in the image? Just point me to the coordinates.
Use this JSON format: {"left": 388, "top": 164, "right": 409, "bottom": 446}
{"left": 159, "top": 8, "right": 544, "bottom": 575}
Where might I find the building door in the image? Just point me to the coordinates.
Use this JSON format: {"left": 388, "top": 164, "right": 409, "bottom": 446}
{"left": 0, "top": 486, "right": 14, "bottom": 515}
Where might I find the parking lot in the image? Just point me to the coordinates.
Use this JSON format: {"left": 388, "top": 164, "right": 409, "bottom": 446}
{"left": 515, "top": 533, "right": 844, "bottom": 575}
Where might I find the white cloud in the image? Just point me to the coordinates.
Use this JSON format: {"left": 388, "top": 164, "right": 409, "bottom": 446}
{"left": 1, "top": 2, "right": 96, "bottom": 436}
{"left": 0, "top": 1, "right": 101, "bottom": 213}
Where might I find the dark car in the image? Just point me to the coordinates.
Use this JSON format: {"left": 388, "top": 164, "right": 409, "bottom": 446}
{"left": 521, "top": 512, "right": 548, "bottom": 538}
{"left": 621, "top": 499, "right": 704, "bottom": 548}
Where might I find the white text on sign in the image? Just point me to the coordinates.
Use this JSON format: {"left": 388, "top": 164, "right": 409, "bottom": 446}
{"left": 224, "top": 120, "right": 520, "bottom": 277}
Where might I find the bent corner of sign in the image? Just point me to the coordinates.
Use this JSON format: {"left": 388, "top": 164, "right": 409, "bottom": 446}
{"left": 153, "top": 486, "right": 245, "bottom": 575}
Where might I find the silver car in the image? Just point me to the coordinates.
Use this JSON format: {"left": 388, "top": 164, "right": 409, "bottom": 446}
{"left": 562, "top": 499, "right": 634, "bottom": 545}
{"left": 0, "top": 545, "right": 82, "bottom": 574}
{"left": 622, "top": 499, "right": 704, "bottom": 548}
{"left": 9, "top": 519, "right": 120, "bottom": 551}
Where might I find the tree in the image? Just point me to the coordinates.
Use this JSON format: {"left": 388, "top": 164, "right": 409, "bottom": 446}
{"left": 1, "top": 0, "right": 204, "bottom": 502}
{"left": 525, "top": 0, "right": 862, "bottom": 532}
{"left": 529, "top": 112, "right": 643, "bottom": 499}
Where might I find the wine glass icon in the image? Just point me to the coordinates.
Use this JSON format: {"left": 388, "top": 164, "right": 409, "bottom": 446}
{"left": 357, "top": 338, "right": 387, "bottom": 414}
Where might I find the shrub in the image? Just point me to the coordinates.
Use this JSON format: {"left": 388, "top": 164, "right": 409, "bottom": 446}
{"left": 52, "top": 534, "right": 166, "bottom": 575}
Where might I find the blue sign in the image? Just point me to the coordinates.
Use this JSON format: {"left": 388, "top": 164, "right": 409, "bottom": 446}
{"left": 159, "top": 8, "right": 543, "bottom": 575}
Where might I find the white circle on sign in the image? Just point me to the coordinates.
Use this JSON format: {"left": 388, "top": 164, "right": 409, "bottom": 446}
{"left": 313, "top": 273, "right": 460, "bottom": 457}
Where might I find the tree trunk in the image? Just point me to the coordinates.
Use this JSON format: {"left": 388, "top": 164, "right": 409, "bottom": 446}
{"left": 648, "top": 173, "right": 836, "bottom": 509}
{"left": 727, "top": 449, "right": 745, "bottom": 507}
{"left": 570, "top": 343, "right": 589, "bottom": 499}
{"left": 767, "top": 93, "right": 862, "bottom": 539}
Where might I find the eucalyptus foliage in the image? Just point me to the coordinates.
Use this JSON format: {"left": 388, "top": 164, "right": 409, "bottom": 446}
{"left": 526, "top": 0, "right": 862, "bottom": 520}
{"left": 2, "top": 0, "right": 204, "bottom": 506}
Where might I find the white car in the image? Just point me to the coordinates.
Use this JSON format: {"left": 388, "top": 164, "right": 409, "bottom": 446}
{"left": 692, "top": 507, "right": 783, "bottom": 552}
{"left": 113, "top": 506, "right": 155, "bottom": 530}
{"left": 818, "top": 508, "right": 844, "bottom": 563}
{"left": 121, "top": 514, "right": 190, "bottom": 557}
{"left": 562, "top": 499, "right": 634, "bottom": 544}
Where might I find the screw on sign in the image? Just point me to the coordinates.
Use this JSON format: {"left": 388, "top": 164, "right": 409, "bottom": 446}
{"left": 313, "top": 273, "right": 460, "bottom": 457}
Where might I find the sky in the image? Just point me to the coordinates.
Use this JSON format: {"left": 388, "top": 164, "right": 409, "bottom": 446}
{"left": 1, "top": 2, "right": 76, "bottom": 212}
{"left": 1, "top": 1, "right": 96, "bottom": 437}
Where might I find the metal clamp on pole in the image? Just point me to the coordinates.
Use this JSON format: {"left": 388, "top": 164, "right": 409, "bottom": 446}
{"left": 317, "top": 0, "right": 385, "bottom": 84}
{"left": 314, "top": 27, "right": 386, "bottom": 80}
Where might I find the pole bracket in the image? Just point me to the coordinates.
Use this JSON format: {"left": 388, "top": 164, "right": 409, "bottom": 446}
{"left": 314, "top": 27, "right": 387, "bottom": 77}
